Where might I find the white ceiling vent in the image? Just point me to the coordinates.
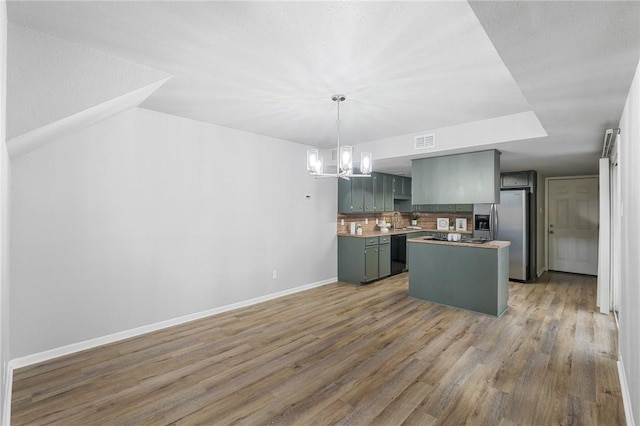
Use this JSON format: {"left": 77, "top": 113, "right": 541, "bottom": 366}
{"left": 414, "top": 133, "right": 435, "bottom": 150}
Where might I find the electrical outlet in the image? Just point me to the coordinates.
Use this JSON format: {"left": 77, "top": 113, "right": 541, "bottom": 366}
{"left": 272, "top": 270, "right": 277, "bottom": 279}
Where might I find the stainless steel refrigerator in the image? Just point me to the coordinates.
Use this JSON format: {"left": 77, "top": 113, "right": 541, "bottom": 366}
{"left": 473, "top": 189, "right": 529, "bottom": 281}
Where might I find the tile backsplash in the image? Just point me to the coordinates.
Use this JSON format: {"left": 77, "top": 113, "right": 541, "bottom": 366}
{"left": 337, "top": 212, "right": 473, "bottom": 233}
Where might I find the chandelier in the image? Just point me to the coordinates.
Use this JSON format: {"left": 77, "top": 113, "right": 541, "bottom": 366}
{"left": 306, "top": 94, "right": 372, "bottom": 179}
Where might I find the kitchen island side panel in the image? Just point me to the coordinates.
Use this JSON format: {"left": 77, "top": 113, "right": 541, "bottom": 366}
{"left": 408, "top": 242, "right": 508, "bottom": 316}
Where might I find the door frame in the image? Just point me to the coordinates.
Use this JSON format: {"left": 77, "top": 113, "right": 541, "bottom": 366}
{"left": 544, "top": 175, "right": 599, "bottom": 274}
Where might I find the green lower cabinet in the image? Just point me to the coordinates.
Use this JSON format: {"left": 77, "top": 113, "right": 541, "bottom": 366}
{"left": 406, "top": 232, "right": 425, "bottom": 271}
{"left": 338, "top": 236, "right": 391, "bottom": 285}
{"left": 364, "top": 245, "right": 379, "bottom": 282}
{"left": 408, "top": 241, "right": 509, "bottom": 316}
{"left": 378, "top": 243, "right": 391, "bottom": 278}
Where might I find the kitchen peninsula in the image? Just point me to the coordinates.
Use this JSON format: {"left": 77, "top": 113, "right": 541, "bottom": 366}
{"left": 407, "top": 237, "right": 510, "bottom": 316}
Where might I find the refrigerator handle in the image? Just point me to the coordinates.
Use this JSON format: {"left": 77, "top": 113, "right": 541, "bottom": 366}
{"left": 494, "top": 204, "right": 499, "bottom": 240}
{"left": 489, "top": 204, "right": 493, "bottom": 240}
{"left": 490, "top": 203, "right": 499, "bottom": 240}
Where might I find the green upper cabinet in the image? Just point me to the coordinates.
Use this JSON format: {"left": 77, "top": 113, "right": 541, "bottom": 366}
{"left": 415, "top": 204, "right": 437, "bottom": 213}
{"left": 337, "top": 177, "right": 368, "bottom": 213}
{"left": 338, "top": 178, "right": 351, "bottom": 213}
{"left": 383, "top": 174, "right": 394, "bottom": 212}
{"left": 363, "top": 175, "right": 375, "bottom": 212}
{"left": 436, "top": 204, "right": 455, "bottom": 213}
{"left": 455, "top": 204, "right": 473, "bottom": 213}
{"left": 394, "top": 176, "right": 411, "bottom": 199}
{"left": 338, "top": 172, "right": 409, "bottom": 213}
{"left": 412, "top": 149, "right": 500, "bottom": 204}
{"left": 415, "top": 204, "right": 471, "bottom": 213}
{"left": 373, "top": 174, "right": 384, "bottom": 212}
{"left": 351, "top": 178, "right": 365, "bottom": 213}
{"left": 501, "top": 172, "right": 529, "bottom": 188}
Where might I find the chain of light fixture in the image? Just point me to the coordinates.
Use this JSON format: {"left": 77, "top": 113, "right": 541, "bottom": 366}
{"left": 306, "top": 95, "right": 372, "bottom": 179}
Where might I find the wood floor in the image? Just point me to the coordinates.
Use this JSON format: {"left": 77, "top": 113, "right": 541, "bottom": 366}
{"left": 12, "top": 272, "right": 624, "bottom": 425}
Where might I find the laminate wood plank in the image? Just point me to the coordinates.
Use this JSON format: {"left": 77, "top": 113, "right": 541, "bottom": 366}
{"left": 303, "top": 399, "right": 355, "bottom": 426}
{"left": 372, "top": 378, "right": 434, "bottom": 425}
{"left": 595, "top": 349, "right": 626, "bottom": 425}
{"left": 569, "top": 338, "right": 597, "bottom": 402}
{"left": 12, "top": 272, "right": 624, "bottom": 425}
{"left": 435, "top": 361, "right": 500, "bottom": 425}
{"left": 418, "top": 346, "right": 488, "bottom": 419}
{"left": 398, "top": 404, "right": 438, "bottom": 426}
{"left": 565, "top": 394, "right": 598, "bottom": 425}
{"left": 503, "top": 350, "right": 551, "bottom": 424}
{"left": 464, "top": 386, "right": 510, "bottom": 426}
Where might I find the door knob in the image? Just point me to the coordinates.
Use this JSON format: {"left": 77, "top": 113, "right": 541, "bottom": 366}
{"left": 549, "top": 231, "right": 554, "bottom": 234}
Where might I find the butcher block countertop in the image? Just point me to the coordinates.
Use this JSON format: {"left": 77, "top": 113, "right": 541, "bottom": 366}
{"left": 408, "top": 237, "right": 511, "bottom": 250}
{"left": 337, "top": 228, "right": 472, "bottom": 238}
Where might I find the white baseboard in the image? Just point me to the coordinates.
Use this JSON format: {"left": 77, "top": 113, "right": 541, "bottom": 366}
{"left": 2, "top": 362, "right": 13, "bottom": 426}
{"left": 9, "top": 277, "right": 335, "bottom": 370}
{"left": 537, "top": 267, "right": 545, "bottom": 277}
{"left": 618, "top": 355, "right": 635, "bottom": 426}
{"left": 3, "top": 276, "right": 336, "bottom": 419}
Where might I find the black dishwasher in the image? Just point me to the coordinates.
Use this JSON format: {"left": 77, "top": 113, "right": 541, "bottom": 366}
{"left": 390, "top": 234, "right": 407, "bottom": 275}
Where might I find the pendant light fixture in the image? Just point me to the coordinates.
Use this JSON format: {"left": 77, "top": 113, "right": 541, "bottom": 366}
{"left": 307, "top": 95, "right": 372, "bottom": 179}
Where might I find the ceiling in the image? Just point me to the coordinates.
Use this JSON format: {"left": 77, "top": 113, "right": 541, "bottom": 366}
{"left": 7, "top": 1, "right": 640, "bottom": 177}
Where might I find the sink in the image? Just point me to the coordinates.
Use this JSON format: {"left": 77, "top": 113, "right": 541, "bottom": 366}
{"left": 424, "top": 237, "right": 489, "bottom": 244}
{"left": 461, "top": 238, "right": 489, "bottom": 244}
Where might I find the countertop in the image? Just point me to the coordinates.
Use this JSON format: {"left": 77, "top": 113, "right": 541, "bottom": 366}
{"left": 337, "top": 228, "right": 473, "bottom": 238}
{"left": 407, "top": 236, "right": 511, "bottom": 250}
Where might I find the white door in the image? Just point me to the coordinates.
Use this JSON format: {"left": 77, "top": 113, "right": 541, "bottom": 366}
{"left": 548, "top": 178, "right": 599, "bottom": 275}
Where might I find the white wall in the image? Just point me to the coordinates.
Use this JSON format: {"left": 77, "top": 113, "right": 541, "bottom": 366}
{"left": 10, "top": 107, "right": 337, "bottom": 358}
{"left": 354, "top": 111, "right": 546, "bottom": 163}
{"left": 0, "top": 0, "right": 10, "bottom": 421}
{"left": 618, "top": 58, "right": 640, "bottom": 424}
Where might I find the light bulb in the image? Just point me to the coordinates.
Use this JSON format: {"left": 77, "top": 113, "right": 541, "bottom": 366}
{"left": 340, "top": 146, "right": 353, "bottom": 173}
{"left": 307, "top": 148, "right": 319, "bottom": 172}
{"left": 360, "top": 152, "right": 372, "bottom": 174}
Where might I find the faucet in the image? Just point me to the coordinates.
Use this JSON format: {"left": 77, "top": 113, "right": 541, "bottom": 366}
{"left": 392, "top": 212, "right": 400, "bottom": 230}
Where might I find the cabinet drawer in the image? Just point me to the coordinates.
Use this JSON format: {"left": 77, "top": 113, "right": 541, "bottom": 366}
{"left": 379, "top": 236, "right": 390, "bottom": 244}
{"left": 365, "top": 237, "right": 379, "bottom": 246}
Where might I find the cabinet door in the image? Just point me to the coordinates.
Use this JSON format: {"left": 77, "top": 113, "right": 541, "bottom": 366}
{"left": 501, "top": 172, "right": 529, "bottom": 188}
{"left": 383, "top": 175, "right": 394, "bottom": 212}
{"left": 351, "top": 178, "right": 365, "bottom": 212}
{"left": 364, "top": 246, "right": 379, "bottom": 282}
{"left": 402, "top": 177, "right": 412, "bottom": 197}
{"left": 378, "top": 243, "right": 391, "bottom": 278}
{"left": 415, "top": 204, "right": 436, "bottom": 212}
{"left": 412, "top": 150, "right": 500, "bottom": 204}
{"left": 396, "top": 199, "right": 412, "bottom": 213}
{"left": 436, "top": 204, "right": 455, "bottom": 212}
{"left": 363, "top": 176, "right": 375, "bottom": 212}
{"left": 338, "top": 178, "right": 352, "bottom": 213}
{"left": 455, "top": 204, "right": 473, "bottom": 213}
{"left": 373, "top": 174, "right": 384, "bottom": 212}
